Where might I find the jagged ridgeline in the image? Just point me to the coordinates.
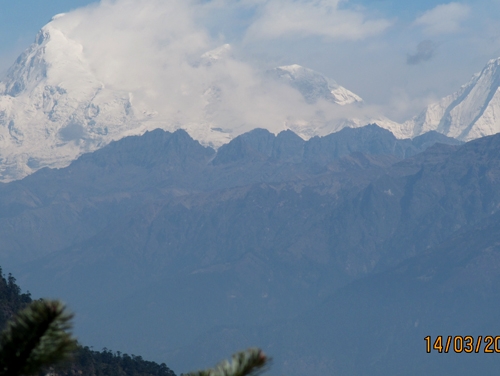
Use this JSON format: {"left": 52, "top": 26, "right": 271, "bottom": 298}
{"left": 0, "top": 268, "right": 176, "bottom": 376}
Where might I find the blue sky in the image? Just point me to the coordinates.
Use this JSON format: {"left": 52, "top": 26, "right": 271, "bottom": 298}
{"left": 1, "top": 0, "right": 500, "bottom": 121}
{"left": 0, "top": 1, "right": 95, "bottom": 53}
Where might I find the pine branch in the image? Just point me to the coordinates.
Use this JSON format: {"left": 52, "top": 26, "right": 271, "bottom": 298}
{"left": 186, "top": 348, "right": 269, "bottom": 376}
{"left": 0, "top": 299, "right": 76, "bottom": 376}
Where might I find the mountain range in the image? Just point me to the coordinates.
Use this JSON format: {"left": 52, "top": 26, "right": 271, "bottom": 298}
{"left": 3, "top": 123, "right": 493, "bottom": 375}
{"left": 1, "top": 9, "right": 500, "bottom": 376}
{"left": 1, "top": 14, "right": 500, "bottom": 182}
{"left": 0, "top": 16, "right": 376, "bottom": 182}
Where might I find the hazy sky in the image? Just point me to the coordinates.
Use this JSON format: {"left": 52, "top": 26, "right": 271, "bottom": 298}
{"left": 1, "top": 0, "right": 500, "bottom": 121}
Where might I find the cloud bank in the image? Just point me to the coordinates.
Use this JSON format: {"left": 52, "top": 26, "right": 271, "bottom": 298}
{"left": 414, "top": 2, "right": 470, "bottom": 35}
{"left": 40, "top": 0, "right": 391, "bottom": 145}
{"left": 5, "top": 0, "right": 500, "bottom": 142}
{"left": 244, "top": 0, "right": 391, "bottom": 40}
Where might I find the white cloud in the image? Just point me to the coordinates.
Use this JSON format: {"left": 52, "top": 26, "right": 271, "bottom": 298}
{"left": 244, "top": 0, "right": 391, "bottom": 40}
{"left": 39, "top": 0, "right": 388, "bottom": 146}
{"left": 57, "top": 0, "right": 210, "bottom": 92}
{"left": 48, "top": 0, "right": 218, "bottom": 130}
{"left": 414, "top": 2, "right": 470, "bottom": 35}
{"left": 7, "top": 0, "right": 498, "bottom": 144}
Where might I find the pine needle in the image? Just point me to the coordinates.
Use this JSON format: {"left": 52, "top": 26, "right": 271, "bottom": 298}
{"left": 186, "top": 348, "right": 269, "bottom": 376}
{"left": 0, "top": 299, "right": 76, "bottom": 376}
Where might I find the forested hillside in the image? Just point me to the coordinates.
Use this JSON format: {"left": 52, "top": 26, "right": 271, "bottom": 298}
{"left": 0, "top": 268, "right": 176, "bottom": 376}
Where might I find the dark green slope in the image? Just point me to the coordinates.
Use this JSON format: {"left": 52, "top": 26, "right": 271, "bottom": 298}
{"left": 0, "top": 269, "right": 31, "bottom": 329}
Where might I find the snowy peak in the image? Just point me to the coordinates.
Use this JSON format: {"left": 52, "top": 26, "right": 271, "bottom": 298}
{"left": 0, "top": 8, "right": 379, "bottom": 183}
{"left": 0, "top": 18, "right": 138, "bottom": 181}
{"left": 198, "top": 44, "right": 232, "bottom": 66}
{"left": 407, "top": 57, "right": 500, "bottom": 141}
{"left": 2, "top": 21, "right": 96, "bottom": 97}
{"left": 8, "top": 9, "right": 500, "bottom": 183}
{"left": 2, "top": 28, "right": 50, "bottom": 97}
{"left": 270, "top": 64, "right": 363, "bottom": 105}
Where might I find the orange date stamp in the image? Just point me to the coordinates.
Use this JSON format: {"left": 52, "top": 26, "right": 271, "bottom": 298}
{"left": 425, "top": 336, "right": 500, "bottom": 353}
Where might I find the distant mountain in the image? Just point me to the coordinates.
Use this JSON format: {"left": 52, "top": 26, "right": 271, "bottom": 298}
{"left": 164, "top": 132, "right": 500, "bottom": 375}
{"left": 3, "top": 9, "right": 500, "bottom": 376}
{"left": 0, "top": 124, "right": 456, "bottom": 265}
{"left": 0, "top": 17, "right": 140, "bottom": 182}
{"left": 267, "top": 64, "right": 406, "bottom": 140}
{"left": 0, "top": 125, "right": 462, "bottom": 374}
{"left": 255, "top": 209, "right": 500, "bottom": 376}
{"left": 269, "top": 64, "right": 363, "bottom": 105}
{"left": 0, "top": 15, "right": 374, "bottom": 183}
{"left": 213, "top": 124, "right": 461, "bottom": 166}
{"left": 2, "top": 10, "right": 500, "bottom": 184}
{"left": 405, "top": 57, "right": 500, "bottom": 141}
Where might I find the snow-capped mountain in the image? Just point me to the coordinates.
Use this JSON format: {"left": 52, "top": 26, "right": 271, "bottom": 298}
{"left": 0, "top": 17, "right": 141, "bottom": 181}
{"left": 0, "top": 15, "right": 373, "bottom": 182}
{"left": 6, "top": 12, "right": 500, "bottom": 182}
{"left": 269, "top": 64, "right": 363, "bottom": 105}
{"left": 263, "top": 64, "right": 403, "bottom": 139}
{"left": 405, "top": 57, "right": 500, "bottom": 141}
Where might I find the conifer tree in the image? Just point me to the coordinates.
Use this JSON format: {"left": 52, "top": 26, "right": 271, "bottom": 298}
{"left": 0, "top": 299, "right": 76, "bottom": 375}
{"left": 0, "top": 292, "right": 270, "bottom": 376}
{"left": 185, "top": 348, "right": 269, "bottom": 376}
